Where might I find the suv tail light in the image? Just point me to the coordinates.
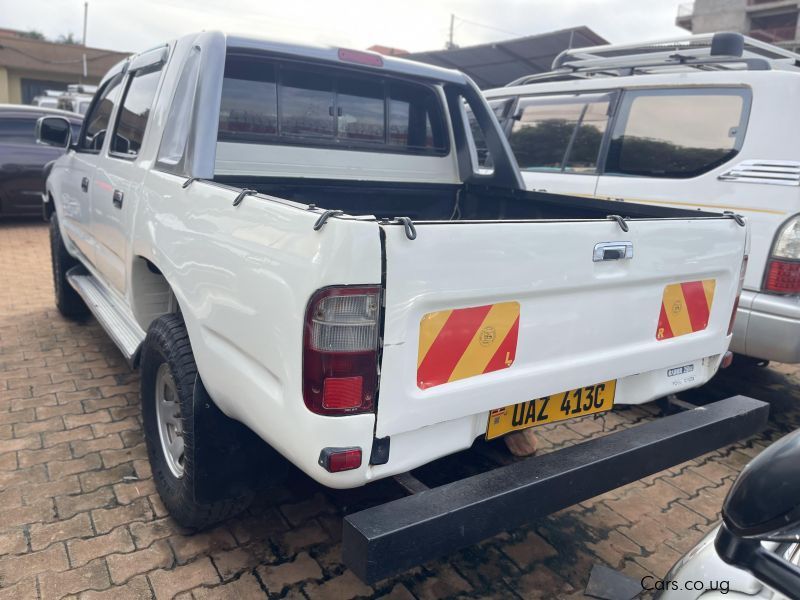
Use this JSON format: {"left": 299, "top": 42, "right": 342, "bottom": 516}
{"left": 765, "top": 215, "right": 800, "bottom": 294}
{"left": 728, "top": 255, "right": 748, "bottom": 336}
{"left": 303, "top": 286, "right": 381, "bottom": 415}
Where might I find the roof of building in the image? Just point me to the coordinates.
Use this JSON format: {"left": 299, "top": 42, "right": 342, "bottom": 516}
{"left": 0, "top": 29, "right": 129, "bottom": 79}
{"left": 404, "top": 26, "right": 608, "bottom": 88}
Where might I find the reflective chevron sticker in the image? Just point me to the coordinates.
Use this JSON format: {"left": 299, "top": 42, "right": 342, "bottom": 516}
{"left": 656, "top": 280, "right": 716, "bottom": 341}
{"left": 417, "top": 302, "right": 520, "bottom": 390}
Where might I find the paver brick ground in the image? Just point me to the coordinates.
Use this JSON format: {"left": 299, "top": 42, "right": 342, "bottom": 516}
{"left": 1, "top": 220, "right": 798, "bottom": 599}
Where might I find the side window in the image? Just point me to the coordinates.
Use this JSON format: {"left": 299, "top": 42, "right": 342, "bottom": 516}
{"left": 110, "top": 67, "right": 162, "bottom": 158}
{"left": 605, "top": 89, "right": 749, "bottom": 178}
{"left": 0, "top": 118, "right": 37, "bottom": 144}
{"left": 217, "top": 55, "right": 448, "bottom": 155}
{"left": 80, "top": 76, "right": 123, "bottom": 152}
{"left": 508, "top": 93, "right": 611, "bottom": 173}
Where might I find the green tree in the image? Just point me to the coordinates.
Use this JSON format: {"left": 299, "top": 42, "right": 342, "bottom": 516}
{"left": 57, "top": 32, "right": 79, "bottom": 45}
{"left": 19, "top": 30, "right": 45, "bottom": 40}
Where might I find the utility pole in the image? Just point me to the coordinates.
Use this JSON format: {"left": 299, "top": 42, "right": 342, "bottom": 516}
{"left": 447, "top": 14, "right": 456, "bottom": 50}
{"left": 82, "top": 2, "right": 88, "bottom": 46}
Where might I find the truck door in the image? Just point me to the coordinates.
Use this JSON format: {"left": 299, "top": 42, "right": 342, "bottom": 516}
{"left": 508, "top": 91, "right": 616, "bottom": 197}
{"left": 92, "top": 63, "right": 163, "bottom": 294}
{"left": 58, "top": 75, "right": 125, "bottom": 266}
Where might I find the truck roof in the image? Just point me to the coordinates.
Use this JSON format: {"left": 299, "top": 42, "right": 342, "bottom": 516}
{"left": 224, "top": 33, "right": 468, "bottom": 85}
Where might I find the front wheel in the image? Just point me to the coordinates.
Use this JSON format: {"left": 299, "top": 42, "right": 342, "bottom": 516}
{"left": 141, "top": 314, "right": 253, "bottom": 529}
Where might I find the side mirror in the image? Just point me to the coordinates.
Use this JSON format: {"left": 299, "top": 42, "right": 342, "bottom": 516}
{"left": 714, "top": 429, "right": 800, "bottom": 599}
{"left": 723, "top": 428, "right": 800, "bottom": 541}
{"left": 35, "top": 116, "right": 72, "bottom": 148}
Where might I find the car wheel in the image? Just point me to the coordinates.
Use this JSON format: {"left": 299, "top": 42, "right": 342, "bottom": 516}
{"left": 50, "top": 215, "right": 89, "bottom": 318}
{"left": 140, "top": 313, "right": 253, "bottom": 529}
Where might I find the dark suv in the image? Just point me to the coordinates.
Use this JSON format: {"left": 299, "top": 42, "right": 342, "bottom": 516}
{"left": 0, "top": 105, "right": 82, "bottom": 217}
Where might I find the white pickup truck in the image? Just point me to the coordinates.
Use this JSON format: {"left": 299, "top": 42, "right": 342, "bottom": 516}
{"left": 37, "top": 31, "right": 765, "bottom": 579}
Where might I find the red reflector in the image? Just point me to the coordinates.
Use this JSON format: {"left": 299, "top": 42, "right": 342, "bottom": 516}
{"left": 319, "top": 447, "right": 362, "bottom": 473}
{"left": 721, "top": 351, "right": 734, "bottom": 369}
{"left": 338, "top": 48, "right": 383, "bottom": 67}
{"left": 322, "top": 377, "right": 363, "bottom": 410}
{"left": 765, "top": 259, "right": 800, "bottom": 294}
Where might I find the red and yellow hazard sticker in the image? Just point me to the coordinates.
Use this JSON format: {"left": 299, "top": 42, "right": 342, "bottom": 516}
{"left": 656, "top": 280, "right": 716, "bottom": 340}
{"left": 417, "top": 301, "right": 520, "bottom": 390}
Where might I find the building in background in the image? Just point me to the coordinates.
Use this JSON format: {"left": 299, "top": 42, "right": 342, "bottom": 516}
{"left": 0, "top": 29, "right": 128, "bottom": 104}
{"left": 373, "top": 27, "right": 607, "bottom": 89}
{"left": 677, "top": 0, "right": 800, "bottom": 51}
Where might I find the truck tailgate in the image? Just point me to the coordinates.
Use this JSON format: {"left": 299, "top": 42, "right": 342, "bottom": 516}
{"left": 376, "top": 217, "right": 747, "bottom": 438}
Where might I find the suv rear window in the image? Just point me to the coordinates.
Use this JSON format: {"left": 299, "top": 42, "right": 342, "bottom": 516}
{"left": 218, "top": 54, "right": 447, "bottom": 155}
{"left": 605, "top": 88, "right": 750, "bottom": 178}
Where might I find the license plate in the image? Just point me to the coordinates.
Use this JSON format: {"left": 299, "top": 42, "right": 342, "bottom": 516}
{"left": 485, "top": 380, "right": 617, "bottom": 440}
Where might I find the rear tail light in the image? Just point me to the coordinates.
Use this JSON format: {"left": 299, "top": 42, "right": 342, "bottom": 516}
{"left": 303, "top": 286, "right": 381, "bottom": 415}
{"left": 765, "top": 215, "right": 800, "bottom": 294}
{"left": 728, "top": 255, "right": 748, "bottom": 336}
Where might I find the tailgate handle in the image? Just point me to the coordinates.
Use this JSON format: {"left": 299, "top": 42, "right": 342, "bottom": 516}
{"left": 593, "top": 241, "right": 633, "bottom": 262}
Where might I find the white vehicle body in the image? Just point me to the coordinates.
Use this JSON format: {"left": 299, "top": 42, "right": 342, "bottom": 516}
{"left": 485, "top": 34, "right": 800, "bottom": 364}
{"left": 45, "top": 31, "right": 748, "bottom": 489}
{"left": 657, "top": 526, "right": 797, "bottom": 600}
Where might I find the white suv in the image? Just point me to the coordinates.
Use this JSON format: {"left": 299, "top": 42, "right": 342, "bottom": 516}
{"left": 484, "top": 33, "right": 800, "bottom": 365}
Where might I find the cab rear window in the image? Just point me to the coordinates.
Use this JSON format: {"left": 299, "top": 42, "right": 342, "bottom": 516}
{"left": 218, "top": 54, "right": 448, "bottom": 155}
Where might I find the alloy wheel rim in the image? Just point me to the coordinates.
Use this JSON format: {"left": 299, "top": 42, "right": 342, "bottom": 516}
{"left": 155, "top": 363, "right": 185, "bottom": 478}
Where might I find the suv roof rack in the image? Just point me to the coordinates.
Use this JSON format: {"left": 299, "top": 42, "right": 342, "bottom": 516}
{"left": 506, "top": 32, "right": 800, "bottom": 87}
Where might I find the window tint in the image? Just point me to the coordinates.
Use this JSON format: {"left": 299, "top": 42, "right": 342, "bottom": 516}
{"left": 565, "top": 100, "right": 609, "bottom": 173}
{"left": 218, "top": 56, "right": 277, "bottom": 139}
{"left": 509, "top": 94, "right": 610, "bottom": 173}
{"left": 0, "top": 118, "right": 36, "bottom": 144}
{"left": 111, "top": 68, "right": 161, "bottom": 157}
{"left": 337, "top": 77, "right": 384, "bottom": 143}
{"left": 81, "top": 76, "right": 123, "bottom": 151}
{"left": 217, "top": 55, "right": 448, "bottom": 155}
{"left": 280, "top": 68, "right": 334, "bottom": 137}
{"left": 606, "top": 89, "right": 748, "bottom": 178}
{"left": 387, "top": 81, "right": 445, "bottom": 152}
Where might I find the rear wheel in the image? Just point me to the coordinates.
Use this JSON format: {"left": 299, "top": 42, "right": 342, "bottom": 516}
{"left": 49, "top": 215, "right": 88, "bottom": 318}
{"left": 141, "top": 314, "right": 254, "bottom": 529}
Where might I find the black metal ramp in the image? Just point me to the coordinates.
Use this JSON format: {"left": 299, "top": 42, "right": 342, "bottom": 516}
{"left": 342, "top": 395, "right": 768, "bottom": 583}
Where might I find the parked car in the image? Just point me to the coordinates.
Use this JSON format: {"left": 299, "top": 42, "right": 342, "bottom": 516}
{"left": 484, "top": 32, "right": 800, "bottom": 366}
{"left": 0, "top": 104, "right": 82, "bottom": 217}
{"left": 57, "top": 84, "right": 97, "bottom": 115}
{"left": 38, "top": 31, "right": 764, "bottom": 580}
{"left": 658, "top": 428, "right": 800, "bottom": 600}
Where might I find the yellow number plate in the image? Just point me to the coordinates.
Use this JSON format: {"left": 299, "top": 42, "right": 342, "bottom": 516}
{"left": 485, "top": 380, "right": 617, "bottom": 440}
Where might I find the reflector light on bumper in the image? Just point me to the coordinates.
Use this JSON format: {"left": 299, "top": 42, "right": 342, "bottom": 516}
{"left": 319, "top": 447, "right": 362, "bottom": 472}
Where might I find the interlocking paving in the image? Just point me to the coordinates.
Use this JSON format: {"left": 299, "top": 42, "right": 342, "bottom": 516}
{"left": 1, "top": 219, "right": 798, "bottom": 599}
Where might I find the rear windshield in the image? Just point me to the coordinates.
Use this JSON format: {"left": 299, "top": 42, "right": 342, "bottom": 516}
{"left": 218, "top": 54, "right": 448, "bottom": 156}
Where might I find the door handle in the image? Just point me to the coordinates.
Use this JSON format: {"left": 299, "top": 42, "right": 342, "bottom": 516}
{"left": 112, "top": 189, "right": 124, "bottom": 209}
{"left": 81, "top": 177, "right": 89, "bottom": 192}
{"left": 593, "top": 241, "right": 633, "bottom": 262}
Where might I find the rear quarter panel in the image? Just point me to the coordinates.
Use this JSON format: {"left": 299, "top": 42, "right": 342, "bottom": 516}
{"left": 131, "top": 170, "right": 383, "bottom": 486}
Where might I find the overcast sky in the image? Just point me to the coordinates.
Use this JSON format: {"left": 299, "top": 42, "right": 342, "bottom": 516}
{"left": 2, "top": 0, "right": 688, "bottom": 54}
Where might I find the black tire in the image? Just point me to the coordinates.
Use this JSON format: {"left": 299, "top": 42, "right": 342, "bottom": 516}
{"left": 141, "top": 314, "right": 253, "bottom": 529}
{"left": 50, "top": 215, "right": 89, "bottom": 318}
